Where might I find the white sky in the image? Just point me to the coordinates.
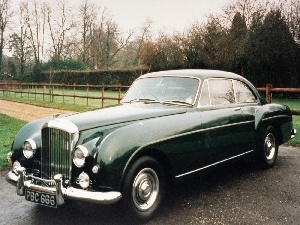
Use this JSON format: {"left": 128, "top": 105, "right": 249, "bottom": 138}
{"left": 12, "top": 0, "right": 227, "bottom": 34}
{"left": 92, "top": 0, "right": 227, "bottom": 33}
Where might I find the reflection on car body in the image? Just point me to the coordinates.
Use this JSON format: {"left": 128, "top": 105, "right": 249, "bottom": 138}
{"left": 6, "top": 69, "right": 296, "bottom": 221}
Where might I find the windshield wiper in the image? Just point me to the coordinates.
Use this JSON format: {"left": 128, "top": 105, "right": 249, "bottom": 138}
{"left": 129, "top": 98, "right": 160, "bottom": 104}
{"left": 162, "top": 100, "right": 193, "bottom": 106}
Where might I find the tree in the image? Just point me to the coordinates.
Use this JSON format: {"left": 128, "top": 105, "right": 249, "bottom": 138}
{"left": 245, "top": 9, "right": 298, "bottom": 87}
{"left": 8, "top": 2, "right": 32, "bottom": 80}
{"left": 201, "top": 16, "right": 228, "bottom": 70}
{"left": 23, "top": 0, "right": 47, "bottom": 80}
{"left": 281, "top": 0, "right": 300, "bottom": 43}
{"left": 139, "top": 41, "right": 157, "bottom": 70}
{"left": 45, "top": 0, "right": 75, "bottom": 58}
{"left": 223, "top": 0, "right": 267, "bottom": 28}
{"left": 0, "top": 0, "right": 13, "bottom": 76}
{"left": 227, "top": 12, "right": 248, "bottom": 74}
{"left": 143, "top": 32, "right": 186, "bottom": 71}
{"left": 181, "top": 23, "right": 205, "bottom": 69}
{"left": 78, "top": 0, "right": 97, "bottom": 65}
{"left": 42, "top": 56, "right": 86, "bottom": 71}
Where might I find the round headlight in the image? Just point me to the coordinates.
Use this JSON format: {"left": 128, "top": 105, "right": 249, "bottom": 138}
{"left": 23, "top": 139, "right": 37, "bottom": 159}
{"left": 73, "top": 145, "right": 88, "bottom": 168}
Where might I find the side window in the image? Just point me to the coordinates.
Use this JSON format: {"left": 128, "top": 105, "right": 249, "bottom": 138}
{"left": 233, "top": 80, "right": 256, "bottom": 103}
{"left": 208, "top": 79, "right": 235, "bottom": 105}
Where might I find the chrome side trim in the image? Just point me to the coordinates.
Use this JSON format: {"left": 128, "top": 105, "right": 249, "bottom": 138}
{"left": 125, "top": 120, "right": 255, "bottom": 174}
{"left": 142, "top": 120, "right": 254, "bottom": 149}
{"left": 262, "top": 115, "right": 291, "bottom": 121}
{"left": 175, "top": 150, "right": 254, "bottom": 178}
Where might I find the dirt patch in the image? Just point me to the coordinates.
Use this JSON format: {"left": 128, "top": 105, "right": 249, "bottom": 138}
{"left": 0, "top": 99, "right": 75, "bottom": 122}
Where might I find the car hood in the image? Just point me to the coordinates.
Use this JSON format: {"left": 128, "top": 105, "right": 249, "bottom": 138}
{"left": 64, "top": 103, "right": 187, "bottom": 131}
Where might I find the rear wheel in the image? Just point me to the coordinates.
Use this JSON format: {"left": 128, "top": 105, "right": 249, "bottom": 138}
{"left": 121, "top": 156, "right": 166, "bottom": 221}
{"left": 257, "top": 126, "right": 278, "bottom": 168}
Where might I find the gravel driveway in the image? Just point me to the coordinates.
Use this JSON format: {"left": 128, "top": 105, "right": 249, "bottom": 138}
{"left": 0, "top": 99, "right": 75, "bottom": 121}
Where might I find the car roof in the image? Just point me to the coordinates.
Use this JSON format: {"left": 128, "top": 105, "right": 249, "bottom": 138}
{"left": 140, "top": 69, "right": 244, "bottom": 81}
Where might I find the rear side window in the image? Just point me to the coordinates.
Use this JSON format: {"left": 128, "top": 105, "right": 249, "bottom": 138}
{"left": 233, "top": 80, "right": 256, "bottom": 103}
{"left": 208, "top": 79, "right": 234, "bottom": 105}
{"left": 199, "top": 78, "right": 256, "bottom": 106}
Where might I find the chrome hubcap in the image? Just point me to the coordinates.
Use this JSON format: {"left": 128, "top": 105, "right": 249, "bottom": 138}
{"left": 264, "top": 133, "right": 276, "bottom": 160}
{"left": 132, "top": 168, "right": 159, "bottom": 211}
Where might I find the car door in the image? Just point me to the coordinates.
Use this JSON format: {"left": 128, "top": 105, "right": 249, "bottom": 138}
{"left": 198, "top": 78, "right": 253, "bottom": 163}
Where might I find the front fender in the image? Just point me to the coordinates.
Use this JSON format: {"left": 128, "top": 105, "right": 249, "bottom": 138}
{"left": 11, "top": 117, "right": 53, "bottom": 161}
{"left": 96, "top": 112, "right": 199, "bottom": 190}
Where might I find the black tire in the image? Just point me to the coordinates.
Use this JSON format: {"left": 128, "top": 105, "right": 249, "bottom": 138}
{"left": 121, "top": 156, "right": 166, "bottom": 221}
{"left": 257, "top": 126, "right": 278, "bottom": 169}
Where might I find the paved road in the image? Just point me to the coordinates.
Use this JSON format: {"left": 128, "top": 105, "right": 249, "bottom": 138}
{"left": 1, "top": 146, "right": 299, "bottom": 225}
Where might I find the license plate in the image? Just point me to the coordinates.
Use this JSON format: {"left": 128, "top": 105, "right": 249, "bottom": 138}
{"left": 25, "top": 189, "right": 57, "bottom": 208}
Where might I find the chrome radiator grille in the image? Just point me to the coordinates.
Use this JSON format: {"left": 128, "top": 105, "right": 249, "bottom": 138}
{"left": 41, "top": 127, "right": 72, "bottom": 180}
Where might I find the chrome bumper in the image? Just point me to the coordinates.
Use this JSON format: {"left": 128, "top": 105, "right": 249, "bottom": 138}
{"left": 6, "top": 166, "right": 122, "bottom": 205}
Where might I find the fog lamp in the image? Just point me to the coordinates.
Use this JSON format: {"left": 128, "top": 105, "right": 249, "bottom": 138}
{"left": 92, "top": 165, "right": 100, "bottom": 174}
{"left": 7, "top": 152, "right": 12, "bottom": 164}
{"left": 76, "top": 172, "right": 90, "bottom": 189}
{"left": 12, "top": 160, "right": 21, "bottom": 172}
{"left": 23, "top": 139, "right": 37, "bottom": 159}
{"left": 73, "top": 145, "right": 88, "bottom": 168}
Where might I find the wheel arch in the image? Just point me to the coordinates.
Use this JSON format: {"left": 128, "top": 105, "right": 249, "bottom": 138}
{"left": 256, "top": 122, "right": 283, "bottom": 146}
{"left": 121, "top": 147, "right": 174, "bottom": 191}
{"left": 268, "top": 122, "right": 283, "bottom": 145}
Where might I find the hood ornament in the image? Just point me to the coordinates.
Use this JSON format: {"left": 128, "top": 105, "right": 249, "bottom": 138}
{"left": 53, "top": 113, "right": 61, "bottom": 118}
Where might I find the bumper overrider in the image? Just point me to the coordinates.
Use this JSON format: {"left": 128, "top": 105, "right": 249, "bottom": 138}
{"left": 6, "top": 166, "right": 122, "bottom": 206}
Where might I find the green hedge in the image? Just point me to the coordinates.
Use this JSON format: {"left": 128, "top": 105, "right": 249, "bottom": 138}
{"left": 40, "top": 68, "right": 149, "bottom": 85}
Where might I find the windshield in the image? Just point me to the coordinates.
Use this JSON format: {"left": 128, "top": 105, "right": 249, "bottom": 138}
{"left": 122, "top": 76, "right": 200, "bottom": 105}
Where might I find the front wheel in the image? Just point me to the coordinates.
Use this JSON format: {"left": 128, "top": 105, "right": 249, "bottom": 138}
{"left": 121, "top": 156, "right": 166, "bottom": 221}
{"left": 257, "top": 126, "right": 278, "bottom": 169}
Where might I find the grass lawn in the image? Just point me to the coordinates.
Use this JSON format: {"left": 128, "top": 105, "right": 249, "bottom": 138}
{"left": 0, "top": 114, "right": 26, "bottom": 169}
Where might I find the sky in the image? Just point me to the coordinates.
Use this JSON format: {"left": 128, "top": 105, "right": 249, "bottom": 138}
{"left": 12, "top": 0, "right": 228, "bottom": 34}
{"left": 90, "top": 0, "right": 227, "bottom": 33}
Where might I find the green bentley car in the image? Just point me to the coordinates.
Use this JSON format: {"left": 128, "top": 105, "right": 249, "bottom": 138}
{"left": 6, "top": 69, "right": 296, "bottom": 221}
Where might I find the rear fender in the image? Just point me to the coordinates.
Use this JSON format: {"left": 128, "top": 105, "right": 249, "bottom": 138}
{"left": 255, "top": 104, "right": 292, "bottom": 146}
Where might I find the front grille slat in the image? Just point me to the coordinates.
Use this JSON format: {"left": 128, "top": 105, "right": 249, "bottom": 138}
{"left": 41, "top": 128, "right": 72, "bottom": 180}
